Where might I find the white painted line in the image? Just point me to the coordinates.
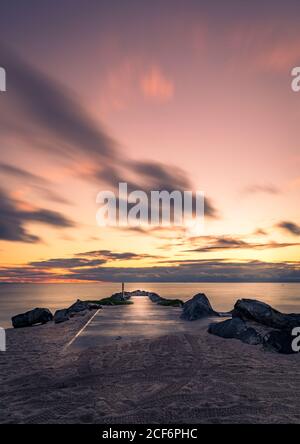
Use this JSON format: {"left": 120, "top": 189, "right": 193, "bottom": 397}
{"left": 62, "top": 309, "right": 101, "bottom": 352}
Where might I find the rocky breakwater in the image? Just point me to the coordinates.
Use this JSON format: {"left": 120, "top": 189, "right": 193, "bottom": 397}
{"left": 54, "top": 300, "right": 102, "bottom": 324}
{"left": 11, "top": 299, "right": 102, "bottom": 327}
{"left": 209, "top": 298, "right": 300, "bottom": 354}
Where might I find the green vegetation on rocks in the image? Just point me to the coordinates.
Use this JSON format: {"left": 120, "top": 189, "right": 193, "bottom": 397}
{"left": 88, "top": 297, "right": 133, "bottom": 306}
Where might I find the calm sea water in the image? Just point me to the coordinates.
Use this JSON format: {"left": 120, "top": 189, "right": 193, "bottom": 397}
{"left": 0, "top": 282, "right": 300, "bottom": 328}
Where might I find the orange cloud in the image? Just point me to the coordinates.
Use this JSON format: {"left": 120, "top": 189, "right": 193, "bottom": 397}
{"left": 140, "top": 67, "right": 174, "bottom": 102}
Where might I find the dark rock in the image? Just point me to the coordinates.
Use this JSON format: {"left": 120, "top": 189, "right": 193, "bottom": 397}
{"left": 232, "top": 299, "right": 300, "bottom": 330}
{"left": 181, "top": 293, "right": 219, "bottom": 321}
{"left": 54, "top": 309, "right": 70, "bottom": 324}
{"left": 110, "top": 292, "right": 131, "bottom": 302}
{"left": 208, "top": 318, "right": 262, "bottom": 345}
{"left": 208, "top": 318, "right": 247, "bottom": 338}
{"left": 12, "top": 308, "right": 53, "bottom": 328}
{"left": 263, "top": 329, "right": 298, "bottom": 354}
{"left": 130, "top": 290, "right": 151, "bottom": 296}
{"left": 54, "top": 300, "right": 101, "bottom": 324}
{"left": 147, "top": 292, "right": 183, "bottom": 306}
{"left": 69, "top": 310, "right": 88, "bottom": 318}
{"left": 67, "top": 299, "right": 89, "bottom": 314}
{"left": 86, "top": 302, "right": 102, "bottom": 310}
{"left": 148, "top": 292, "right": 163, "bottom": 303}
{"left": 157, "top": 298, "right": 184, "bottom": 307}
{"left": 67, "top": 299, "right": 101, "bottom": 315}
{"left": 111, "top": 289, "right": 162, "bottom": 301}
{"left": 239, "top": 327, "right": 262, "bottom": 345}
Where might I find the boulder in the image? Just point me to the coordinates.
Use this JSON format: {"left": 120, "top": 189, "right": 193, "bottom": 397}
{"left": 147, "top": 292, "right": 183, "bottom": 306}
{"left": 263, "top": 329, "right": 298, "bottom": 354}
{"left": 69, "top": 310, "right": 88, "bottom": 318}
{"left": 239, "top": 327, "right": 262, "bottom": 345}
{"left": 180, "top": 293, "right": 219, "bottom": 321}
{"left": 130, "top": 290, "right": 150, "bottom": 296}
{"left": 157, "top": 298, "right": 184, "bottom": 307}
{"left": 12, "top": 308, "right": 53, "bottom": 328}
{"left": 232, "top": 299, "right": 300, "bottom": 330}
{"left": 54, "top": 309, "right": 70, "bottom": 324}
{"left": 208, "top": 318, "right": 262, "bottom": 345}
{"left": 67, "top": 299, "right": 101, "bottom": 315}
{"left": 148, "top": 292, "right": 163, "bottom": 303}
{"left": 208, "top": 318, "right": 247, "bottom": 338}
{"left": 54, "top": 300, "right": 102, "bottom": 324}
{"left": 67, "top": 299, "right": 89, "bottom": 314}
{"left": 87, "top": 302, "right": 102, "bottom": 310}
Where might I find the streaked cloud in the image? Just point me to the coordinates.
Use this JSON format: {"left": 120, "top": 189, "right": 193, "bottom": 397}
{"left": 29, "top": 258, "right": 106, "bottom": 269}
{"left": 0, "top": 162, "right": 71, "bottom": 205}
{"left": 243, "top": 184, "right": 280, "bottom": 195}
{"left": 0, "top": 187, "right": 75, "bottom": 243}
{"left": 1, "top": 258, "right": 300, "bottom": 283}
{"left": 253, "top": 228, "right": 268, "bottom": 236}
{"left": 140, "top": 66, "right": 174, "bottom": 102}
{"left": 187, "top": 236, "right": 300, "bottom": 252}
{"left": 76, "top": 250, "right": 158, "bottom": 261}
{"left": 0, "top": 45, "right": 217, "bottom": 225}
{"left": 277, "top": 221, "right": 300, "bottom": 236}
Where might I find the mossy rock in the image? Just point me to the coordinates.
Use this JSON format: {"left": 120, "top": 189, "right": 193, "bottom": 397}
{"left": 157, "top": 298, "right": 183, "bottom": 307}
{"left": 88, "top": 297, "right": 133, "bottom": 306}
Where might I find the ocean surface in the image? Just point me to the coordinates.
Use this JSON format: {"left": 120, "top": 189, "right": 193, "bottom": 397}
{"left": 0, "top": 282, "right": 300, "bottom": 328}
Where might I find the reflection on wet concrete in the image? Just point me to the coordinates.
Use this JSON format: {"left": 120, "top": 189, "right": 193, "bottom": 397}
{"left": 69, "top": 296, "right": 222, "bottom": 350}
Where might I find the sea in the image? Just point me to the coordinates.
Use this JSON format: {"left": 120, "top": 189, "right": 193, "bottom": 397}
{"left": 0, "top": 282, "right": 300, "bottom": 328}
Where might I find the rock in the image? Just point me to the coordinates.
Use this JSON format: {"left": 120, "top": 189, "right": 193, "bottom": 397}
{"left": 87, "top": 302, "right": 102, "bottom": 310}
{"left": 232, "top": 299, "right": 300, "bottom": 330}
{"left": 67, "top": 299, "right": 89, "bottom": 314}
{"left": 130, "top": 290, "right": 150, "bottom": 296}
{"left": 67, "top": 299, "right": 101, "bottom": 315}
{"left": 157, "top": 298, "right": 183, "bottom": 307}
{"left": 208, "top": 318, "right": 247, "bottom": 338}
{"left": 239, "top": 327, "right": 262, "bottom": 345}
{"left": 146, "top": 292, "right": 183, "bottom": 307}
{"left": 263, "top": 329, "right": 297, "bottom": 354}
{"left": 12, "top": 308, "right": 53, "bottom": 328}
{"left": 69, "top": 310, "right": 88, "bottom": 318}
{"left": 208, "top": 318, "right": 262, "bottom": 345}
{"left": 53, "top": 300, "right": 102, "bottom": 323}
{"left": 112, "top": 290, "right": 164, "bottom": 301}
{"left": 180, "top": 293, "right": 219, "bottom": 321}
{"left": 110, "top": 292, "right": 131, "bottom": 302}
{"left": 54, "top": 309, "right": 70, "bottom": 324}
{"left": 148, "top": 292, "right": 163, "bottom": 303}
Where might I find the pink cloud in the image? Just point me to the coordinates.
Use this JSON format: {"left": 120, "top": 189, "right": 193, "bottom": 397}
{"left": 228, "top": 20, "right": 300, "bottom": 73}
{"left": 140, "top": 66, "right": 174, "bottom": 102}
{"left": 99, "top": 61, "right": 174, "bottom": 114}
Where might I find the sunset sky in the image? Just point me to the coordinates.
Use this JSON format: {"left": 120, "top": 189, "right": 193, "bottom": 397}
{"left": 1, "top": 0, "right": 300, "bottom": 282}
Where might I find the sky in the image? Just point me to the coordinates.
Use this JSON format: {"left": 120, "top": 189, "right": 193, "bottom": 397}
{"left": 0, "top": 0, "right": 300, "bottom": 282}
